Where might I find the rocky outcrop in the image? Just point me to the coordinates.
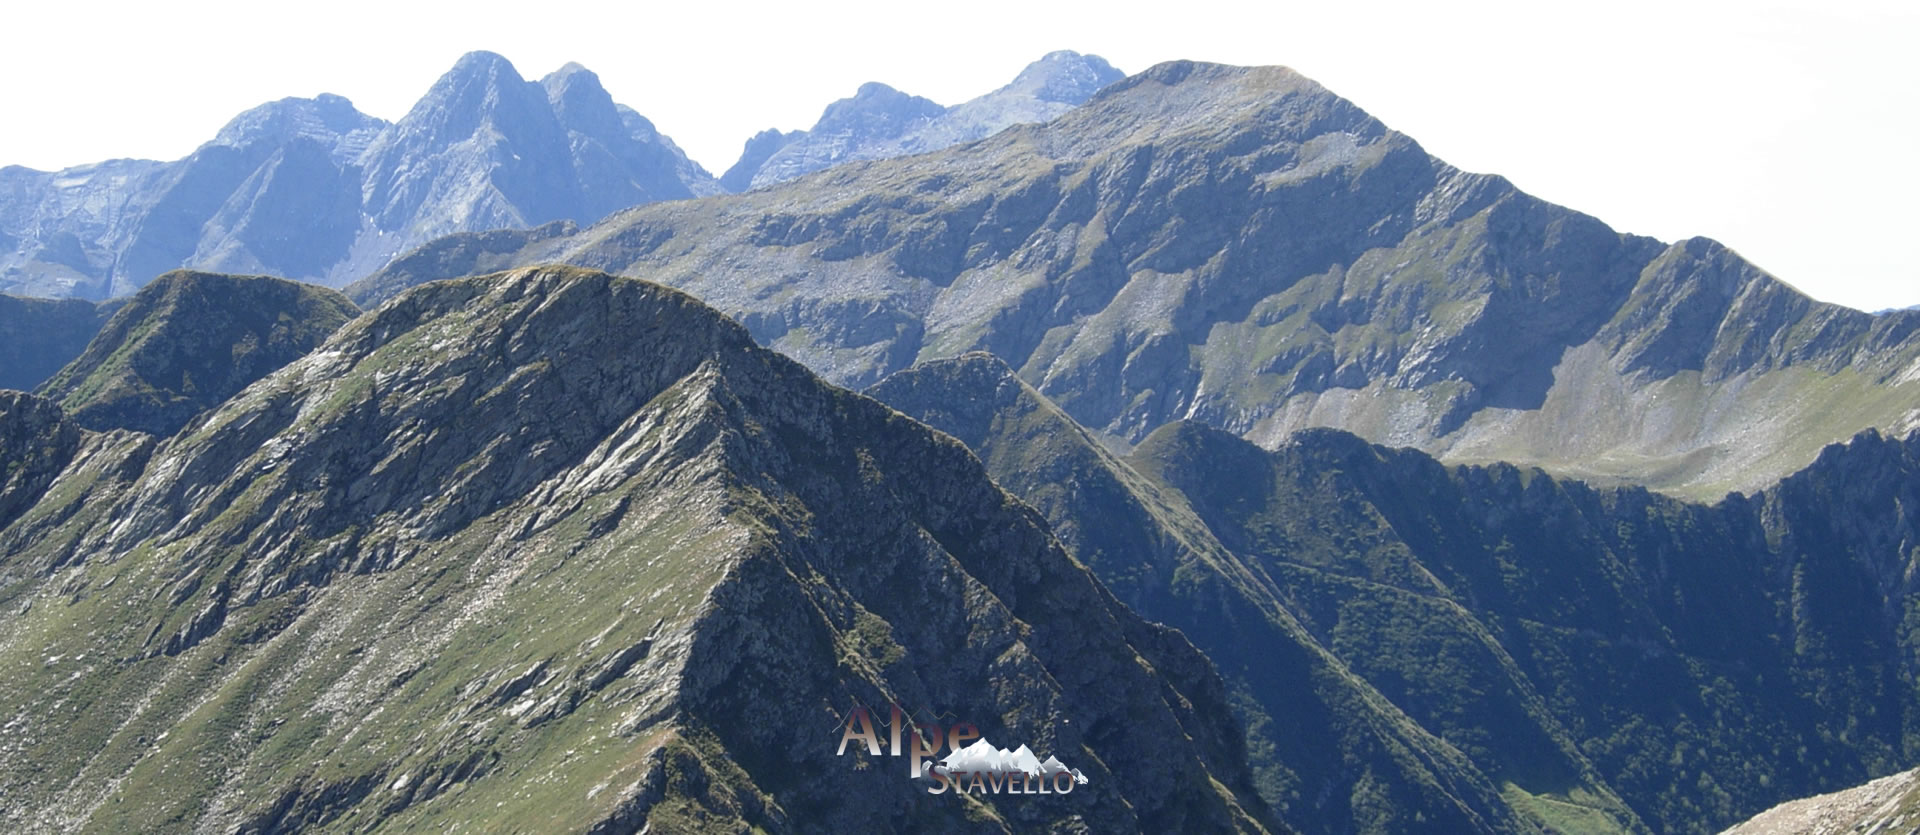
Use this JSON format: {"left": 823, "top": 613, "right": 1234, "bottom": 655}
{"left": 740, "top": 82, "right": 946, "bottom": 189}
{"left": 874, "top": 352, "right": 1920, "bottom": 834}
{"left": 0, "top": 266, "right": 1274, "bottom": 833}
{"left": 0, "top": 391, "right": 82, "bottom": 531}
{"left": 0, "top": 53, "right": 718, "bottom": 299}
{"left": 1720, "top": 767, "right": 1920, "bottom": 835}
{"left": 35, "top": 270, "right": 358, "bottom": 436}
{"left": 719, "top": 128, "right": 802, "bottom": 192}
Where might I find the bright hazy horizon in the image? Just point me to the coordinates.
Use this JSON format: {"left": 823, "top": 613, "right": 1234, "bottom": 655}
{"left": 3, "top": 0, "right": 1913, "bottom": 311}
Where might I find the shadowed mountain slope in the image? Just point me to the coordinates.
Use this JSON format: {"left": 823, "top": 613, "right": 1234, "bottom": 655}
{"left": 0, "top": 293, "right": 119, "bottom": 392}
{"left": 870, "top": 352, "right": 1583, "bottom": 835}
{"left": 0, "top": 265, "right": 1274, "bottom": 833}
{"left": 873, "top": 352, "right": 1920, "bottom": 834}
{"left": 352, "top": 60, "right": 1920, "bottom": 497}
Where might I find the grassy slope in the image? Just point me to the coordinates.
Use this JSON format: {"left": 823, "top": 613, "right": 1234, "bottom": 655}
{"left": 36, "top": 270, "right": 358, "bottom": 437}
{"left": 0, "top": 267, "right": 1275, "bottom": 833}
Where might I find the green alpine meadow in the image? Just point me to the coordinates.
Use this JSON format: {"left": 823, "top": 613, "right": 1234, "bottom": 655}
{"left": 0, "top": 44, "right": 1914, "bottom": 834}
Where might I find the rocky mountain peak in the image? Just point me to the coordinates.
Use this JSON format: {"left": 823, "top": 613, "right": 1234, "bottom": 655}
{"left": 1004, "top": 49, "right": 1125, "bottom": 104}
{"left": 348, "top": 54, "right": 716, "bottom": 275}
{"left": 719, "top": 128, "right": 802, "bottom": 192}
{"left": 379, "top": 49, "right": 541, "bottom": 144}
{"left": 730, "top": 51, "right": 1126, "bottom": 190}
{"left": 539, "top": 60, "right": 624, "bottom": 137}
{"left": 445, "top": 49, "right": 521, "bottom": 84}
{"left": 540, "top": 61, "right": 606, "bottom": 103}
{"left": 816, "top": 82, "right": 946, "bottom": 135}
{"left": 209, "top": 94, "right": 388, "bottom": 162}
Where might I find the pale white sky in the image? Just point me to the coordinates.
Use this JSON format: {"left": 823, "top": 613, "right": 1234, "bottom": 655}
{"left": 4, "top": 0, "right": 1913, "bottom": 310}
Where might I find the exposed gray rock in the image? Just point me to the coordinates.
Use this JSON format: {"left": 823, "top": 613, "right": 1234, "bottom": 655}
{"left": 0, "top": 52, "right": 718, "bottom": 300}
{"left": 1720, "top": 767, "right": 1920, "bottom": 835}
{"left": 728, "top": 50, "right": 1123, "bottom": 190}
{"left": 0, "top": 391, "right": 81, "bottom": 531}
{"left": 719, "top": 128, "right": 802, "bottom": 192}
{"left": 744, "top": 82, "right": 946, "bottom": 189}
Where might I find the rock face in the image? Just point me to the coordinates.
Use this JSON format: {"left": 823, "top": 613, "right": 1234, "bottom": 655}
{"left": 0, "top": 52, "right": 718, "bottom": 299}
{"left": 361, "top": 59, "right": 1920, "bottom": 496}
{"left": 725, "top": 50, "right": 1123, "bottom": 190}
{"left": 1720, "top": 767, "right": 1920, "bottom": 835}
{"left": 0, "top": 265, "right": 1275, "bottom": 833}
{"left": 0, "top": 293, "right": 118, "bottom": 391}
{"left": 874, "top": 352, "right": 1920, "bottom": 834}
{"left": 719, "top": 128, "right": 803, "bottom": 192}
{"left": 0, "top": 391, "right": 82, "bottom": 531}
{"left": 35, "top": 270, "right": 358, "bottom": 436}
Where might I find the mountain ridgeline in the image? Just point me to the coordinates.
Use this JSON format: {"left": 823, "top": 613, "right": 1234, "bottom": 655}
{"left": 0, "top": 51, "right": 1915, "bottom": 835}
{"left": 355, "top": 59, "right": 1920, "bottom": 498}
{"left": 872, "top": 353, "right": 1920, "bottom": 834}
{"left": 0, "top": 266, "right": 1276, "bottom": 833}
{"left": 0, "top": 53, "right": 720, "bottom": 300}
{"left": 721, "top": 50, "right": 1125, "bottom": 190}
{"left": 0, "top": 50, "right": 1126, "bottom": 306}
{"left": 34, "top": 271, "right": 358, "bottom": 436}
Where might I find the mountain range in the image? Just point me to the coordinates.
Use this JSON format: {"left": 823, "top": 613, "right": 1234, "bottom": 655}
{"left": 720, "top": 50, "right": 1124, "bottom": 190}
{"left": 0, "top": 265, "right": 1273, "bottom": 832}
{"left": 0, "top": 49, "right": 1916, "bottom": 835}
{"left": 0, "top": 50, "right": 1122, "bottom": 305}
{"left": 353, "top": 59, "right": 1920, "bottom": 499}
